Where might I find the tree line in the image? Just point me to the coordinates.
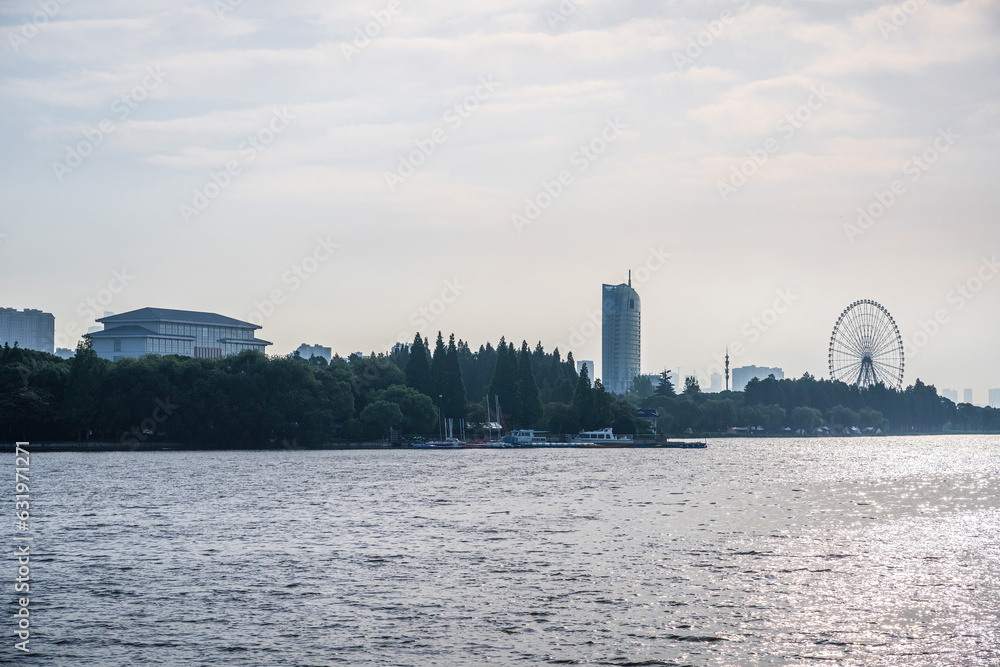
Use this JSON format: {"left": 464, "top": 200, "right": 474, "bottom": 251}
{"left": 1, "top": 338, "right": 996, "bottom": 446}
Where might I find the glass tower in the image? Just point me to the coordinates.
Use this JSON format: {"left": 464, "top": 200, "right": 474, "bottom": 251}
{"left": 602, "top": 277, "right": 640, "bottom": 395}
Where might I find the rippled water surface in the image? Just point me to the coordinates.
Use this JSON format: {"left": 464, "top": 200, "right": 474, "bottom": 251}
{"left": 5, "top": 436, "right": 1000, "bottom": 665}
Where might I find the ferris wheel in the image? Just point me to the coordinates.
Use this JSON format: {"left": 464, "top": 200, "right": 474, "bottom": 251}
{"left": 828, "top": 300, "right": 904, "bottom": 390}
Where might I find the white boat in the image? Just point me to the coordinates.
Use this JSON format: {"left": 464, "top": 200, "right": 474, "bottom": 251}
{"left": 572, "top": 428, "right": 633, "bottom": 446}
{"left": 504, "top": 429, "right": 548, "bottom": 446}
{"left": 414, "top": 438, "right": 466, "bottom": 449}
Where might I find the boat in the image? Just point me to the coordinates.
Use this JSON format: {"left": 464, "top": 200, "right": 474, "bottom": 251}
{"left": 572, "top": 428, "right": 634, "bottom": 447}
{"left": 413, "top": 438, "right": 466, "bottom": 449}
{"left": 504, "top": 429, "right": 549, "bottom": 446}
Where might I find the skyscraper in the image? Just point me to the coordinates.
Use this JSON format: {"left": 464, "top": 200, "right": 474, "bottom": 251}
{"left": 601, "top": 276, "right": 640, "bottom": 395}
{"left": 732, "top": 365, "right": 785, "bottom": 392}
{"left": 0, "top": 308, "right": 55, "bottom": 353}
{"left": 963, "top": 388, "right": 973, "bottom": 404}
{"left": 990, "top": 388, "right": 1000, "bottom": 409}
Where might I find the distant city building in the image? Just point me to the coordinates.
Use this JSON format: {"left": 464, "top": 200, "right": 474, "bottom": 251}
{"left": 577, "top": 360, "right": 595, "bottom": 382}
{"left": 732, "top": 365, "right": 785, "bottom": 392}
{"left": 963, "top": 388, "right": 973, "bottom": 404}
{"left": 639, "top": 373, "right": 661, "bottom": 388}
{"left": 941, "top": 388, "right": 958, "bottom": 403}
{"left": 990, "top": 389, "right": 1000, "bottom": 409}
{"left": 295, "top": 343, "right": 331, "bottom": 363}
{"left": 601, "top": 277, "right": 640, "bottom": 395}
{"left": 87, "top": 311, "right": 115, "bottom": 335}
{"left": 0, "top": 308, "right": 55, "bottom": 353}
{"left": 710, "top": 372, "right": 723, "bottom": 393}
{"left": 85, "top": 307, "right": 270, "bottom": 361}
{"left": 55, "top": 347, "right": 75, "bottom": 359}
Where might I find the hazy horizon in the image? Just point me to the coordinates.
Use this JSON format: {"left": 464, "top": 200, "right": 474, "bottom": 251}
{"left": 2, "top": 0, "right": 997, "bottom": 400}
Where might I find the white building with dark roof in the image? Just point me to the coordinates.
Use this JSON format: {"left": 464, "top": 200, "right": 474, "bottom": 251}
{"left": 85, "top": 307, "right": 271, "bottom": 361}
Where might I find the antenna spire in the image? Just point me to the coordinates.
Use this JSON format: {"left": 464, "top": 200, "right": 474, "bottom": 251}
{"left": 628, "top": 270, "right": 631, "bottom": 288}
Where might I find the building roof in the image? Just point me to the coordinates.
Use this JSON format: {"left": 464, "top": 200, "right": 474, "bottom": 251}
{"left": 85, "top": 325, "right": 194, "bottom": 340}
{"left": 220, "top": 337, "right": 272, "bottom": 346}
{"left": 97, "top": 307, "right": 260, "bottom": 329}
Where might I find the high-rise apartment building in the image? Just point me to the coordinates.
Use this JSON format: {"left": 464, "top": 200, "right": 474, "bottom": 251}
{"left": 732, "top": 365, "right": 785, "bottom": 392}
{"left": 0, "top": 308, "right": 55, "bottom": 353}
{"left": 601, "top": 278, "right": 640, "bottom": 395}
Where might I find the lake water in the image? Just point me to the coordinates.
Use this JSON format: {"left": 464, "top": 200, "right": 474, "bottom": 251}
{"left": 4, "top": 435, "right": 999, "bottom": 665}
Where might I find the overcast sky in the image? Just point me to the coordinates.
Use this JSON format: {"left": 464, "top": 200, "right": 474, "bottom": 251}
{"left": 2, "top": 0, "right": 998, "bottom": 400}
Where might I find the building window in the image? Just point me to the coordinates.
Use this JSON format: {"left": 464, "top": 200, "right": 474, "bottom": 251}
{"left": 629, "top": 299, "right": 634, "bottom": 310}
{"left": 114, "top": 339, "right": 122, "bottom": 352}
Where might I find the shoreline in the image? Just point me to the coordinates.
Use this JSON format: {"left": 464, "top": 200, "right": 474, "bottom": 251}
{"left": 4, "top": 431, "right": 997, "bottom": 452}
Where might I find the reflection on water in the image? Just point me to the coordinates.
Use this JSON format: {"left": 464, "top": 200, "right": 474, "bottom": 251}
{"left": 6, "top": 435, "right": 999, "bottom": 665}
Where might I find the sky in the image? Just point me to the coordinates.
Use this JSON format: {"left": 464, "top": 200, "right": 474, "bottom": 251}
{"left": 1, "top": 0, "right": 998, "bottom": 402}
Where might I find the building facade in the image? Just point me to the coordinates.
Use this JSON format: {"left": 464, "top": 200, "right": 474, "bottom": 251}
{"left": 601, "top": 279, "right": 640, "bottom": 395}
{"left": 990, "top": 388, "right": 1000, "bottom": 409}
{"left": 941, "top": 388, "right": 959, "bottom": 403}
{"left": 963, "top": 388, "right": 973, "bottom": 404}
{"left": 86, "top": 307, "right": 271, "bottom": 361}
{"left": 0, "top": 308, "right": 55, "bottom": 353}
{"left": 295, "top": 343, "right": 332, "bottom": 363}
{"left": 576, "top": 359, "right": 595, "bottom": 382}
{"left": 732, "top": 365, "right": 785, "bottom": 392}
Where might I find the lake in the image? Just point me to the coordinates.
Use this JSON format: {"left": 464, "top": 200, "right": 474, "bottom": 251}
{"left": 4, "top": 435, "right": 999, "bottom": 665}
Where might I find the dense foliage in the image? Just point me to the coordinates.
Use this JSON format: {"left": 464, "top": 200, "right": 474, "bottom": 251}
{"left": 1, "top": 338, "right": 996, "bottom": 445}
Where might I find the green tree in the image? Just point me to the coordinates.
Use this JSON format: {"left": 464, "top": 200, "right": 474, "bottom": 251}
{"left": 442, "top": 334, "right": 467, "bottom": 419}
{"left": 572, "top": 363, "right": 594, "bottom": 427}
{"left": 701, "top": 398, "right": 736, "bottom": 431}
{"left": 488, "top": 338, "right": 519, "bottom": 422}
{"left": 544, "top": 401, "right": 580, "bottom": 436}
{"left": 828, "top": 405, "right": 861, "bottom": 430}
{"left": 655, "top": 368, "right": 675, "bottom": 397}
{"left": 683, "top": 376, "right": 701, "bottom": 397}
{"left": 516, "top": 340, "right": 543, "bottom": 428}
{"left": 672, "top": 399, "right": 703, "bottom": 433}
{"left": 404, "top": 333, "right": 434, "bottom": 397}
{"left": 369, "top": 384, "right": 437, "bottom": 434}
{"left": 628, "top": 375, "right": 654, "bottom": 400}
{"left": 360, "top": 400, "right": 404, "bottom": 438}
{"left": 791, "top": 406, "right": 824, "bottom": 431}
{"left": 62, "top": 340, "right": 105, "bottom": 441}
